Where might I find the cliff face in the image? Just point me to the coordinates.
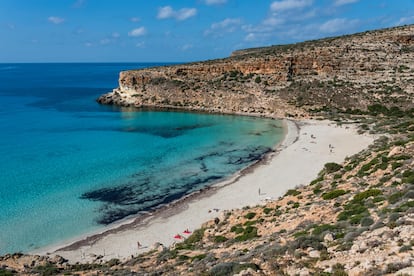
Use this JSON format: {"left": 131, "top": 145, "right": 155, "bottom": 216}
{"left": 98, "top": 25, "right": 414, "bottom": 117}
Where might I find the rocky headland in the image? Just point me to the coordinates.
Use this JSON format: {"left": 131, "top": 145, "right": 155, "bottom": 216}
{"left": 2, "top": 24, "right": 414, "bottom": 275}
{"left": 98, "top": 24, "right": 414, "bottom": 118}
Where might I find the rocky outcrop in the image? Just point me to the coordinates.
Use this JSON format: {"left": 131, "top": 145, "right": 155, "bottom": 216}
{"left": 98, "top": 25, "right": 414, "bottom": 118}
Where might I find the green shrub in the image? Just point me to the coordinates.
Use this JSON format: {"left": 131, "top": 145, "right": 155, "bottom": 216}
{"left": 396, "top": 200, "right": 414, "bottom": 212}
{"left": 402, "top": 170, "right": 414, "bottom": 184}
{"left": 214, "top": 235, "right": 228, "bottom": 243}
{"left": 324, "top": 162, "right": 343, "bottom": 173}
{"left": 399, "top": 245, "right": 412, "bottom": 252}
{"left": 235, "top": 226, "right": 259, "bottom": 241}
{"left": 358, "top": 158, "right": 379, "bottom": 176}
{"left": 393, "top": 154, "right": 411, "bottom": 161}
{"left": 244, "top": 220, "right": 257, "bottom": 227}
{"left": 322, "top": 189, "right": 347, "bottom": 200}
{"left": 349, "top": 213, "right": 366, "bottom": 225}
{"left": 0, "top": 269, "right": 14, "bottom": 276}
{"left": 388, "top": 212, "right": 400, "bottom": 222}
{"left": 331, "top": 263, "right": 348, "bottom": 276}
{"left": 312, "top": 224, "right": 342, "bottom": 236}
{"left": 353, "top": 189, "right": 382, "bottom": 203}
{"left": 285, "top": 189, "right": 301, "bottom": 196}
{"left": 360, "top": 216, "right": 374, "bottom": 226}
{"left": 244, "top": 212, "right": 256, "bottom": 220}
{"left": 177, "top": 228, "right": 205, "bottom": 249}
{"left": 291, "top": 235, "right": 325, "bottom": 251}
{"left": 337, "top": 202, "right": 368, "bottom": 221}
{"left": 209, "top": 262, "right": 259, "bottom": 276}
{"left": 230, "top": 224, "right": 244, "bottom": 234}
{"left": 310, "top": 175, "right": 324, "bottom": 185}
{"left": 373, "top": 196, "right": 386, "bottom": 203}
{"left": 107, "top": 258, "right": 120, "bottom": 267}
{"left": 388, "top": 191, "right": 405, "bottom": 204}
{"left": 263, "top": 207, "right": 273, "bottom": 214}
{"left": 293, "top": 230, "right": 308, "bottom": 238}
{"left": 33, "top": 264, "right": 61, "bottom": 276}
{"left": 391, "top": 162, "right": 403, "bottom": 170}
{"left": 313, "top": 183, "right": 323, "bottom": 194}
{"left": 274, "top": 209, "right": 282, "bottom": 216}
{"left": 191, "top": 254, "right": 207, "bottom": 261}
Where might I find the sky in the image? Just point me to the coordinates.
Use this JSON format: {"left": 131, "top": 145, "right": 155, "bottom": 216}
{"left": 1, "top": 0, "right": 414, "bottom": 63}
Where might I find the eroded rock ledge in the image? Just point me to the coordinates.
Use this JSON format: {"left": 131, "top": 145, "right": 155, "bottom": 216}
{"left": 98, "top": 25, "right": 414, "bottom": 118}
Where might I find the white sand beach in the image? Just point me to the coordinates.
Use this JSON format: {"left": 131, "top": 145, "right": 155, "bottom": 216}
{"left": 37, "top": 119, "right": 374, "bottom": 263}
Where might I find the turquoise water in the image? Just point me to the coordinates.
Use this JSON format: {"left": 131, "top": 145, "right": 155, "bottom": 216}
{"left": 0, "top": 63, "right": 284, "bottom": 254}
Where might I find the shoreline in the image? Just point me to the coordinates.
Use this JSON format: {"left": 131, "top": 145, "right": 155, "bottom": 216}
{"left": 31, "top": 117, "right": 292, "bottom": 257}
{"left": 34, "top": 118, "right": 374, "bottom": 263}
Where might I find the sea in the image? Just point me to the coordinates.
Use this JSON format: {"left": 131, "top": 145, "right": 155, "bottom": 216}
{"left": 0, "top": 63, "right": 284, "bottom": 254}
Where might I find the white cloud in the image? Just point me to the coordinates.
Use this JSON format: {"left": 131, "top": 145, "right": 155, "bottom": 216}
{"left": 135, "top": 42, "right": 145, "bottom": 48}
{"left": 100, "top": 38, "right": 110, "bottom": 45}
{"left": 157, "top": 6, "right": 174, "bottom": 19}
{"left": 242, "top": 24, "right": 274, "bottom": 34}
{"left": 263, "top": 17, "right": 285, "bottom": 27}
{"left": 181, "top": 44, "right": 193, "bottom": 50}
{"left": 176, "top": 8, "right": 197, "bottom": 20}
{"left": 112, "top": 32, "right": 120, "bottom": 38}
{"left": 73, "top": 28, "right": 84, "bottom": 35}
{"left": 319, "top": 18, "right": 359, "bottom": 33}
{"left": 245, "top": 33, "right": 256, "bottom": 42}
{"left": 130, "top": 17, "right": 140, "bottom": 22}
{"left": 73, "top": 0, "right": 86, "bottom": 8}
{"left": 204, "top": 0, "right": 227, "bottom": 5}
{"left": 85, "top": 42, "right": 93, "bottom": 47}
{"left": 396, "top": 16, "right": 414, "bottom": 26}
{"left": 157, "top": 6, "right": 197, "bottom": 21}
{"left": 48, "top": 16, "right": 65, "bottom": 24}
{"left": 205, "top": 18, "right": 242, "bottom": 36}
{"left": 270, "top": 0, "right": 313, "bottom": 13}
{"left": 128, "top": 27, "right": 147, "bottom": 37}
{"left": 212, "top": 18, "right": 241, "bottom": 30}
{"left": 334, "top": 0, "right": 358, "bottom": 6}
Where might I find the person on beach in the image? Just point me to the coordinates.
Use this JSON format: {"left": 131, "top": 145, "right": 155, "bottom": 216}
{"left": 137, "top": 241, "right": 141, "bottom": 249}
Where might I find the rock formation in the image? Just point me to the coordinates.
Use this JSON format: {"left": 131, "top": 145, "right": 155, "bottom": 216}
{"left": 98, "top": 25, "right": 414, "bottom": 118}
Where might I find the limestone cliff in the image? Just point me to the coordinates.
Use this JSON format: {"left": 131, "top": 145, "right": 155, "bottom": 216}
{"left": 98, "top": 25, "right": 414, "bottom": 118}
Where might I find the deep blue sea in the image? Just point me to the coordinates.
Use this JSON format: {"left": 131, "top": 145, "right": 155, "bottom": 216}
{"left": 0, "top": 63, "right": 283, "bottom": 254}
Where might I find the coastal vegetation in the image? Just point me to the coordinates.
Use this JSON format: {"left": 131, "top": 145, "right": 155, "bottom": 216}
{"left": 2, "top": 24, "right": 414, "bottom": 275}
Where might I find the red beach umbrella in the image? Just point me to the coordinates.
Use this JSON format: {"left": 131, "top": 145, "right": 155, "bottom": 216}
{"left": 174, "top": 234, "right": 183, "bottom": 239}
{"left": 183, "top": 229, "right": 191, "bottom": 234}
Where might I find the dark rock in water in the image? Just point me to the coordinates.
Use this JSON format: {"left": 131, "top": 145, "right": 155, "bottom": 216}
{"left": 227, "top": 146, "right": 272, "bottom": 165}
{"left": 96, "top": 94, "right": 113, "bottom": 105}
{"left": 79, "top": 146, "right": 271, "bottom": 225}
{"left": 79, "top": 145, "right": 269, "bottom": 226}
{"left": 200, "top": 162, "right": 208, "bottom": 172}
{"left": 80, "top": 185, "right": 138, "bottom": 205}
{"left": 174, "top": 123, "right": 214, "bottom": 131}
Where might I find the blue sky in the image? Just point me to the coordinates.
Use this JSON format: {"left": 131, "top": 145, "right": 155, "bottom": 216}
{"left": 1, "top": 0, "right": 413, "bottom": 62}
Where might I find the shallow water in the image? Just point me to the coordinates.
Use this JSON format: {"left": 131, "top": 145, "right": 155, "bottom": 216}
{"left": 0, "top": 63, "right": 283, "bottom": 254}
